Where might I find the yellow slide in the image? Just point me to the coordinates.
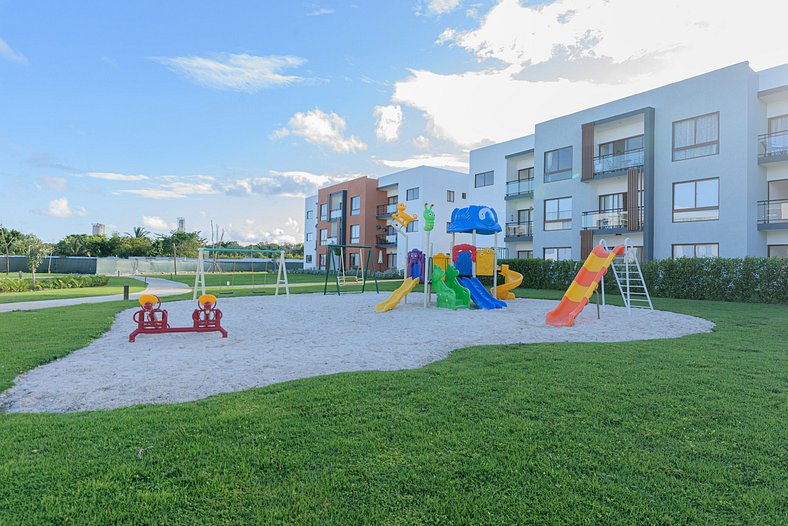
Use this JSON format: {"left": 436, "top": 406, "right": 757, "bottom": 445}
{"left": 375, "top": 277, "right": 419, "bottom": 313}
{"left": 492, "top": 264, "right": 523, "bottom": 300}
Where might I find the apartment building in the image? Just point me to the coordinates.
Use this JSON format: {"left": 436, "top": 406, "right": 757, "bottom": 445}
{"left": 303, "top": 166, "right": 468, "bottom": 270}
{"left": 469, "top": 61, "right": 788, "bottom": 261}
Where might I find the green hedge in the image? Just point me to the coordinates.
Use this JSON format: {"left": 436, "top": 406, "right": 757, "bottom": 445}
{"left": 0, "top": 275, "right": 110, "bottom": 293}
{"left": 498, "top": 257, "right": 788, "bottom": 304}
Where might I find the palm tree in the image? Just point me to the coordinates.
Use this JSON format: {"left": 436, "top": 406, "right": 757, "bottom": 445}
{"left": 125, "top": 227, "right": 150, "bottom": 239}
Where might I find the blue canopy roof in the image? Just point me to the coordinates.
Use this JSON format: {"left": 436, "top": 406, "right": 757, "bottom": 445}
{"left": 447, "top": 205, "right": 502, "bottom": 235}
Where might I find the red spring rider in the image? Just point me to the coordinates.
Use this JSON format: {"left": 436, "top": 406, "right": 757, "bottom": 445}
{"left": 129, "top": 294, "right": 228, "bottom": 342}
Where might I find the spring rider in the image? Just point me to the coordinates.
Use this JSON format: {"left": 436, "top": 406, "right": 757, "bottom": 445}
{"left": 129, "top": 293, "right": 228, "bottom": 342}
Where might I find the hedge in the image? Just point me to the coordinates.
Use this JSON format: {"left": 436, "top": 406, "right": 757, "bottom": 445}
{"left": 0, "top": 275, "right": 110, "bottom": 293}
{"left": 498, "top": 257, "right": 788, "bottom": 304}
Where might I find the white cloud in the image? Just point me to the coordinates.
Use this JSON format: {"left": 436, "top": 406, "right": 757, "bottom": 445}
{"left": 85, "top": 171, "right": 149, "bottom": 182}
{"left": 413, "top": 135, "right": 430, "bottom": 149}
{"left": 142, "top": 216, "right": 174, "bottom": 232}
{"left": 285, "top": 217, "right": 300, "bottom": 232}
{"left": 42, "top": 197, "right": 87, "bottom": 218}
{"left": 153, "top": 53, "right": 314, "bottom": 92}
{"left": 0, "top": 37, "right": 27, "bottom": 64}
{"left": 419, "top": 0, "right": 461, "bottom": 16}
{"left": 306, "top": 7, "right": 335, "bottom": 16}
{"left": 271, "top": 108, "right": 367, "bottom": 153}
{"left": 117, "top": 180, "right": 219, "bottom": 200}
{"left": 377, "top": 153, "right": 468, "bottom": 171}
{"left": 226, "top": 219, "right": 297, "bottom": 244}
{"left": 37, "top": 176, "right": 69, "bottom": 192}
{"left": 373, "top": 104, "right": 403, "bottom": 142}
{"left": 226, "top": 170, "right": 361, "bottom": 198}
{"left": 395, "top": 0, "right": 788, "bottom": 147}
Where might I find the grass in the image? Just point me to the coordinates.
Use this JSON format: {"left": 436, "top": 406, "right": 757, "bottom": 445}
{"left": 0, "top": 288, "right": 785, "bottom": 524}
{"left": 0, "top": 277, "right": 147, "bottom": 304}
{"left": 0, "top": 273, "right": 73, "bottom": 280}
{"left": 145, "top": 272, "right": 341, "bottom": 287}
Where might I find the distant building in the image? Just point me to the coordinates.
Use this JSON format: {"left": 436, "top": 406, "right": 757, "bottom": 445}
{"left": 92, "top": 223, "right": 105, "bottom": 236}
{"left": 177, "top": 217, "right": 186, "bottom": 232}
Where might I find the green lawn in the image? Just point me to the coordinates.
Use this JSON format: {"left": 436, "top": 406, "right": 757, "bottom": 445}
{"left": 0, "top": 273, "right": 73, "bottom": 280}
{"left": 0, "top": 277, "right": 147, "bottom": 304}
{"left": 0, "top": 289, "right": 785, "bottom": 524}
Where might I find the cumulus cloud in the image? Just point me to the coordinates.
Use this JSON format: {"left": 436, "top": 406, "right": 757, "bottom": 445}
{"left": 84, "top": 172, "right": 149, "bottom": 182}
{"left": 395, "top": 0, "right": 788, "bottom": 147}
{"left": 226, "top": 219, "right": 297, "bottom": 244}
{"left": 285, "top": 217, "right": 300, "bottom": 232}
{"left": 152, "top": 53, "right": 314, "bottom": 92}
{"left": 373, "top": 104, "right": 404, "bottom": 142}
{"left": 413, "top": 135, "right": 430, "bottom": 149}
{"left": 376, "top": 153, "right": 468, "bottom": 171}
{"left": 418, "top": 0, "right": 461, "bottom": 16}
{"left": 271, "top": 108, "right": 367, "bottom": 153}
{"left": 0, "top": 37, "right": 27, "bottom": 64}
{"left": 41, "top": 197, "right": 87, "bottom": 218}
{"left": 142, "top": 216, "right": 174, "bottom": 232}
{"left": 226, "top": 170, "right": 362, "bottom": 198}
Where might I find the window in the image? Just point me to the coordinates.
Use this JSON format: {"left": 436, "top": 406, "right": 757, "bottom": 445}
{"left": 305, "top": 255, "right": 313, "bottom": 263}
{"left": 544, "top": 247, "right": 572, "bottom": 261}
{"left": 475, "top": 171, "right": 494, "bottom": 188}
{"left": 673, "top": 112, "right": 719, "bottom": 161}
{"left": 319, "top": 253, "right": 326, "bottom": 269}
{"left": 517, "top": 250, "right": 533, "bottom": 259}
{"left": 350, "top": 196, "right": 361, "bottom": 216}
{"left": 517, "top": 209, "right": 531, "bottom": 223}
{"left": 544, "top": 146, "right": 573, "bottom": 182}
{"left": 768, "top": 245, "right": 788, "bottom": 258}
{"left": 517, "top": 167, "right": 534, "bottom": 180}
{"left": 306, "top": 210, "right": 314, "bottom": 219}
{"left": 598, "top": 135, "right": 643, "bottom": 156}
{"left": 599, "top": 193, "right": 627, "bottom": 211}
{"left": 349, "top": 252, "right": 360, "bottom": 269}
{"left": 320, "top": 204, "right": 328, "bottom": 221}
{"left": 544, "top": 197, "right": 572, "bottom": 231}
{"left": 406, "top": 220, "right": 419, "bottom": 233}
{"left": 319, "top": 229, "right": 327, "bottom": 245}
{"left": 446, "top": 221, "right": 451, "bottom": 233}
{"left": 447, "top": 190, "right": 455, "bottom": 202}
{"left": 406, "top": 187, "right": 419, "bottom": 201}
{"left": 306, "top": 232, "right": 314, "bottom": 242}
{"left": 387, "top": 252, "right": 397, "bottom": 269}
{"left": 350, "top": 224, "right": 360, "bottom": 244}
{"left": 672, "top": 243, "right": 719, "bottom": 258}
{"left": 461, "top": 192, "right": 467, "bottom": 199}
{"left": 673, "top": 178, "right": 719, "bottom": 222}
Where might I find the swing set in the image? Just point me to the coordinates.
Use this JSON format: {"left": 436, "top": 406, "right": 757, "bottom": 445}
{"left": 323, "top": 244, "right": 379, "bottom": 295}
{"left": 193, "top": 247, "right": 290, "bottom": 300}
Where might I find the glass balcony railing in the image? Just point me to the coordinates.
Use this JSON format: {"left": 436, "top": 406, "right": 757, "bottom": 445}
{"left": 505, "top": 179, "right": 534, "bottom": 197}
{"left": 593, "top": 148, "right": 644, "bottom": 176}
{"left": 329, "top": 208, "right": 343, "bottom": 220}
{"left": 375, "top": 234, "right": 397, "bottom": 246}
{"left": 325, "top": 237, "right": 337, "bottom": 245}
{"left": 505, "top": 221, "right": 533, "bottom": 238}
{"left": 758, "top": 130, "right": 788, "bottom": 161}
{"left": 376, "top": 203, "right": 398, "bottom": 217}
{"left": 757, "top": 199, "right": 788, "bottom": 224}
{"left": 581, "top": 208, "right": 643, "bottom": 230}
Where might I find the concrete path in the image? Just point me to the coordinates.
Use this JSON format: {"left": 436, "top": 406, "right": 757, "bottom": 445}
{"left": 0, "top": 277, "right": 191, "bottom": 313}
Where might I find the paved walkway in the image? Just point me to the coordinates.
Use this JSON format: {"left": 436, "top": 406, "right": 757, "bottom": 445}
{"left": 0, "top": 277, "right": 191, "bottom": 313}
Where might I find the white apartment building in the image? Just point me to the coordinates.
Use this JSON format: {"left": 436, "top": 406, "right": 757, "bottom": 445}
{"left": 302, "top": 166, "right": 468, "bottom": 270}
{"left": 469, "top": 61, "right": 788, "bottom": 261}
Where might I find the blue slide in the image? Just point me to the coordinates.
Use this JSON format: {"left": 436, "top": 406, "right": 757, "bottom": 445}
{"left": 458, "top": 277, "right": 507, "bottom": 310}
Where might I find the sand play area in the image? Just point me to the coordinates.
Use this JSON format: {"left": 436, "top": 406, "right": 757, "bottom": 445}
{"left": 0, "top": 293, "right": 714, "bottom": 413}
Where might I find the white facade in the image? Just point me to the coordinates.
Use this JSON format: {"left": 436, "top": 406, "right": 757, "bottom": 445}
{"left": 302, "top": 195, "right": 318, "bottom": 269}
{"left": 469, "top": 61, "right": 788, "bottom": 260}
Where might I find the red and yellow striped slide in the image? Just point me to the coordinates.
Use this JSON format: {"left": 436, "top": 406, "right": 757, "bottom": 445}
{"left": 546, "top": 244, "right": 625, "bottom": 327}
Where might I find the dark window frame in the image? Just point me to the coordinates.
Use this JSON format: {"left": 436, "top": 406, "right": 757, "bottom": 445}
{"left": 768, "top": 114, "right": 788, "bottom": 134}
{"left": 672, "top": 111, "right": 720, "bottom": 162}
{"left": 597, "top": 134, "right": 644, "bottom": 157}
{"left": 406, "top": 187, "right": 419, "bottom": 201}
{"left": 517, "top": 250, "right": 533, "bottom": 259}
{"left": 672, "top": 177, "right": 720, "bottom": 223}
{"left": 767, "top": 244, "right": 788, "bottom": 258}
{"left": 447, "top": 190, "right": 455, "bottom": 202}
{"left": 598, "top": 192, "right": 627, "bottom": 211}
{"left": 544, "top": 196, "right": 573, "bottom": 231}
{"left": 543, "top": 246, "right": 572, "bottom": 261}
{"left": 544, "top": 146, "right": 573, "bottom": 182}
{"left": 474, "top": 171, "right": 495, "bottom": 188}
{"left": 349, "top": 224, "right": 360, "bottom": 244}
{"left": 350, "top": 195, "right": 361, "bottom": 216}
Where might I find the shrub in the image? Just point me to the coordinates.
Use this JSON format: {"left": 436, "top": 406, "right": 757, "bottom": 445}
{"left": 0, "top": 274, "right": 109, "bottom": 293}
{"left": 499, "top": 257, "right": 788, "bottom": 304}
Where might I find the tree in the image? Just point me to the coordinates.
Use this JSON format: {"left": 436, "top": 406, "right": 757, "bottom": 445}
{"left": 14, "top": 234, "right": 45, "bottom": 287}
{"left": 0, "top": 225, "right": 24, "bottom": 274}
{"left": 127, "top": 226, "right": 150, "bottom": 239}
{"left": 156, "top": 231, "right": 206, "bottom": 274}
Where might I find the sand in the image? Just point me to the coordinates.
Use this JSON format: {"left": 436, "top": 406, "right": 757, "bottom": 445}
{"left": 0, "top": 292, "right": 714, "bottom": 413}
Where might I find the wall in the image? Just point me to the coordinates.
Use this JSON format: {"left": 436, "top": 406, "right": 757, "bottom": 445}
{"left": 303, "top": 195, "right": 318, "bottom": 269}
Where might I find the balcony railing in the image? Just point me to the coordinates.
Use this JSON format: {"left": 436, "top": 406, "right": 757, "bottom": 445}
{"left": 758, "top": 130, "right": 788, "bottom": 162}
{"left": 757, "top": 199, "right": 788, "bottom": 224}
{"left": 325, "top": 237, "right": 337, "bottom": 245}
{"left": 376, "top": 203, "right": 398, "bottom": 217}
{"left": 506, "top": 179, "right": 534, "bottom": 197}
{"left": 581, "top": 207, "right": 643, "bottom": 230}
{"left": 375, "top": 234, "right": 397, "bottom": 246}
{"left": 505, "top": 221, "right": 533, "bottom": 238}
{"left": 593, "top": 148, "right": 644, "bottom": 176}
{"left": 329, "top": 208, "right": 343, "bottom": 220}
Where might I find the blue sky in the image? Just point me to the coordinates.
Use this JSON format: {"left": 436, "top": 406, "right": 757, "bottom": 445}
{"left": 1, "top": 0, "right": 784, "bottom": 243}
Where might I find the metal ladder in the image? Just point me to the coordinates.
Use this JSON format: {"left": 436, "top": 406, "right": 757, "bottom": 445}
{"left": 602, "top": 238, "right": 653, "bottom": 313}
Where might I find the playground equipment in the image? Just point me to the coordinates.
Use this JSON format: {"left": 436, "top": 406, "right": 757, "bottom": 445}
{"left": 392, "top": 202, "right": 417, "bottom": 229}
{"left": 193, "top": 247, "right": 290, "bottom": 299}
{"left": 546, "top": 238, "right": 653, "bottom": 327}
{"left": 375, "top": 277, "right": 419, "bottom": 312}
{"left": 407, "top": 249, "right": 426, "bottom": 284}
{"left": 432, "top": 264, "right": 470, "bottom": 310}
{"left": 493, "top": 264, "right": 523, "bottom": 300}
{"left": 129, "top": 294, "right": 228, "bottom": 343}
{"left": 447, "top": 205, "right": 505, "bottom": 310}
{"left": 323, "top": 244, "right": 379, "bottom": 295}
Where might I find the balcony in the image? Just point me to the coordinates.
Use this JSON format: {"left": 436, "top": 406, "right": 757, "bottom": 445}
{"left": 582, "top": 208, "right": 643, "bottom": 231}
{"left": 376, "top": 203, "right": 398, "bottom": 219}
{"left": 504, "top": 221, "right": 533, "bottom": 241}
{"left": 325, "top": 237, "right": 338, "bottom": 245}
{"left": 592, "top": 148, "right": 644, "bottom": 178}
{"left": 505, "top": 179, "right": 534, "bottom": 199}
{"left": 757, "top": 199, "right": 788, "bottom": 229}
{"left": 375, "top": 234, "right": 397, "bottom": 247}
{"left": 329, "top": 208, "right": 343, "bottom": 220}
{"left": 758, "top": 131, "right": 788, "bottom": 164}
